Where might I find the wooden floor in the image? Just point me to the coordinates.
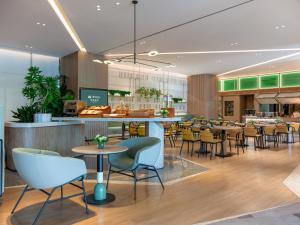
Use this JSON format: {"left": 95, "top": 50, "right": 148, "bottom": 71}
{"left": 1, "top": 140, "right": 300, "bottom": 225}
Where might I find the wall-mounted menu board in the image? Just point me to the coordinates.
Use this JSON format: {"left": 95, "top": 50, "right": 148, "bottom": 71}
{"left": 281, "top": 72, "right": 300, "bottom": 87}
{"left": 79, "top": 88, "right": 108, "bottom": 106}
{"left": 260, "top": 74, "right": 279, "bottom": 89}
{"left": 223, "top": 79, "right": 238, "bottom": 92}
{"left": 239, "top": 77, "right": 258, "bottom": 90}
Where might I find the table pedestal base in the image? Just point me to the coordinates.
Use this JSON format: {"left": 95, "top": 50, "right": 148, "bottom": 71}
{"left": 215, "top": 152, "right": 235, "bottom": 158}
{"left": 84, "top": 193, "right": 115, "bottom": 205}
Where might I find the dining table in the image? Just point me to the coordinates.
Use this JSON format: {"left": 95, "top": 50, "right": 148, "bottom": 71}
{"left": 211, "top": 125, "right": 242, "bottom": 158}
{"left": 72, "top": 144, "right": 128, "bottom": 205}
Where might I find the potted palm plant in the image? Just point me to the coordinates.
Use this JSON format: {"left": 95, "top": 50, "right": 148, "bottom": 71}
{"left": 22, "top": 67, "right": 61, "bottom": 123}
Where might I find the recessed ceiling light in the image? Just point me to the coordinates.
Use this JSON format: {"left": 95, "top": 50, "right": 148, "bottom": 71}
{"left": 97, "top": 8, "right": 101, "bottom": 11}
{"left": 166, "top": 64, "right": 176, "bottom": 68}
{"left": 148, "top": 51, "right": 159, "bottom": 57}
{"left": 93, "top": 59, "right": 103, "bottom": 64}
{"left": 97, "top": 5, "right": 101, "bottom": 7}
{"left": 275, "top": 25, "right": 286, "bottom": 30}
{"left": 116, "top": 2, "right": 120, "bottom": 5}
{"left": 230, "top": 42, "right": 239, "bottom": 46}
{"left": 104, "top": 60, "right": 114, "bottom": 65}
{"left": 36, "top": 22, "right": 40, "bottom": 25}
{"left": 42, "top": 23, "right": 46, "bottom": 26}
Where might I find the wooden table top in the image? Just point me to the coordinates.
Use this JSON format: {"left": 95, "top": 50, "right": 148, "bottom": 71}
{"left": 72, "top": 145, "right": 128, "bottom": 155}
{"left": 213, "top": 126, "right": 242, "bottom": 131}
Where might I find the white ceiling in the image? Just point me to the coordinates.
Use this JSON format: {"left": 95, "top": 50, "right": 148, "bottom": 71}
{"left": 1, "top": 0, "right": 300, "bottom": 76}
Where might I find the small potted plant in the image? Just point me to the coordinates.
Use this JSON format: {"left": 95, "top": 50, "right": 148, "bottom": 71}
{"left": 160, "top": 108, "right": 169, "bottom": 118}
{"left": 94, "top": 134, "right": 109, "bottom": 149}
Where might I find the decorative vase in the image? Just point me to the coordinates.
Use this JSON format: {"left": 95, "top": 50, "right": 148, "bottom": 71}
{"left": 162, "top": 114, "right": 168, "bottom": 118}
{"left": 34, "top": 113, "right": 52, "bottom": 123}
{"left": 94, "top": 183, "right": 106, "bottom": 200}
{"left": 98, "top": 142, "right": 105, "bottom": 149}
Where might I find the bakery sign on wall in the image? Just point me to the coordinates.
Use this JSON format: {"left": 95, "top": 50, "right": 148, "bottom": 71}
{"left": 80, "top": 88, "right": 108, "bottom": 106}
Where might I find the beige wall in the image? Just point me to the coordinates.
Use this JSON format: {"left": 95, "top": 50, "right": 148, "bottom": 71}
{"left": 60, "top": 51, "right": 108, "bottom": 98}
{"left": 187, "top": 74, "right": 218, "bottom": 118}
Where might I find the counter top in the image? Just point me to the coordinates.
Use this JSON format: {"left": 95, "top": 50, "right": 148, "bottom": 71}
{"left": 5, "top": 121, "right": 84, "bottom": 128}
{"left": 53, "top": 117, "right": 182, "bottom": 122}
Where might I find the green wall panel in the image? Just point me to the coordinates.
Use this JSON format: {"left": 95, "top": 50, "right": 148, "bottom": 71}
{"left": 239, "top": 77, "right": 258, "bottom": 90}
{"left": 217, "top": 80, "right": 222, "bottom": 92}
{"left": 281, "top": 72, "right": 300, "bottom": 87}
{"left": 223, "top": 79, "right": 237, "bottom": 91}
{"left": 260, "top": 74, "right": 279, "bottom": 89}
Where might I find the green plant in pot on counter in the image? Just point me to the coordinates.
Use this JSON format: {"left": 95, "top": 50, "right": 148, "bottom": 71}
{"left": 12, "top": 105, "right": 37, "bottom": 123}
{"left": 160, "top": 108, "right": 169, "bottom": 118}
{"left": 94, "top": 134, "right": 109, "bottom": 149}
{"left": 12, "top": 66, "right": 62, "bottom": 123}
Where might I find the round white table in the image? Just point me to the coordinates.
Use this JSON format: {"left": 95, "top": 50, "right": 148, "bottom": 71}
{"left": 72, "top": 145, "right": 128, "bottom": 205}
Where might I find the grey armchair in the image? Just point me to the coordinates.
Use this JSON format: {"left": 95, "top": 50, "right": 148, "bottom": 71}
{"left": 106, "top": 137, "right": 164, "bottom": 200}
{"left": 11, "top": 148, "right": 89, "bottom": 225}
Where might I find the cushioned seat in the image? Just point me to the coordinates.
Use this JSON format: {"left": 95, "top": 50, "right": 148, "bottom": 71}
{"left": 107, "top": 137, "right": 164, "bottom": 200}
{"left": 11, "top": 148, "right": 89, "bottom": 225}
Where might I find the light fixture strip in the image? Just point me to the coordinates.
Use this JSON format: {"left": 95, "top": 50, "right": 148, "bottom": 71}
{"left": 217, "top": 51, "right": 300, "bottom": 77}
{"left": 48, "top": 0, "right": 86, "bottom": 52}
{"left": 106, "top": 48, "right": 300, "bottom": 57}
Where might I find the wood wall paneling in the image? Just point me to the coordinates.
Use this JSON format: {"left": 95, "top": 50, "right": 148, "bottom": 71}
{"left": 188, "top": 75, "right": 217, "bottom": 118}
{"left": 5, "top": 124, "right": 85, "bottom": 170}
{"left": 60, "top": 51, "right": 108, "bottom": 98}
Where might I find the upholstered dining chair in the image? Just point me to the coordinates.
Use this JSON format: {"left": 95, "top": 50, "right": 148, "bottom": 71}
{"left": 11, "top": 148, "right": 88, "bottom": 225}
{"left": 106, "top": 137, "right": 164, "bottom": 200}
{"left": 179, "top": 128, "right": 201, "bottom": 157}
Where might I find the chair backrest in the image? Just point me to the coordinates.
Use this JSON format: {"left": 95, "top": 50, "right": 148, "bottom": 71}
{"left": 264, "top": 126, "right": 275, "bottom": 135}
{"left": 182, "top": 128, "right": 197, "bottom": 141}
{"left": 138, "top": 125, "right": 145, "bottom": 137}
{"left": 276, "top": 124, "right": 288, "bottom": 133}
{"left": 119, "top": 137, "right": 161, "bottom": 167}
{"left": 291, "top": 123, "right": 300, "bottom": 132}
{"left": 244, "top": 127, "right": 258, "bottom": 136}
{"left": 227, "top": 129, "right": 241, "bottom": 138}
{"left": 12, "top": 148, "right": 86, "bottom": 189}
{"left": 200, "top": 130, "right": 214, "bottom": 142}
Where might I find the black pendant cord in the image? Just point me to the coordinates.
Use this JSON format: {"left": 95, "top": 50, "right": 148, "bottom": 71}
{"left": 133, "top": 0, "right": 138, "bottom": 64}
{"left": 98, "top": 0, "right": 255, "bottom": 55}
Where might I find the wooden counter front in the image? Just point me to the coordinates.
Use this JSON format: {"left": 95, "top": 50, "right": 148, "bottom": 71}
{"left": 5, "top": 122, "right": 85, "bottom": 170}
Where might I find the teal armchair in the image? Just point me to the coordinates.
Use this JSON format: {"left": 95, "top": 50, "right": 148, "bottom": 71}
{"left": 107, "top": 137, "right": 164, "bottom": 200}
{"left": 11, "top": 148, "right": 89, "bottom": 225}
